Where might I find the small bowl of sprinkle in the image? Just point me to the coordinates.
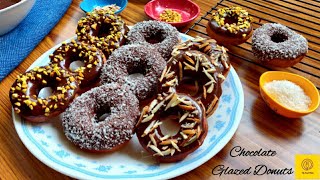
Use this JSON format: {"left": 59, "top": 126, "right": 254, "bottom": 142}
{"left": 80, "top": 0, "right": 127, "bottom": 14}
{"left": 144, "top": 0, "right": 200, "bottom": 27}
{"left": 259, "top": 71, "right": 319, "bottom": 118}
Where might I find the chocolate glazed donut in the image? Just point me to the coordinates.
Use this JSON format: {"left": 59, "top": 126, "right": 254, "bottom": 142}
{"left": 252, "top": 23, "right": 308, "bottom": 68}
{"left": 62, "top": 83, "right": 139, "bottom": 152}
{"left": 9, "top": 65, "right": 79, "bottom": 122}
{"left": 127, "top": 20, "right": 180, "bottom": 60}
{"left": 100, "top": 44, "right": 166, "bottom": 103}
{"left": 160, "top": 50, "right": 226, "bottom": 117}
{"left": 165, "top": 37, "right": 231, "bottom": 116}
{"left": 76, "top": 9, "right": 129, "bottom": 57}
{"left": 172, "top": 37, "right": 230, "bottom": 77}
{"left": 206, "top": 6, "right": 253, "bottom": 46}
{"left": 49, "top": 40, "right": 106, "bottom": 93}
{"left": 136, "top": 93, "right": 207, "bottom": 163}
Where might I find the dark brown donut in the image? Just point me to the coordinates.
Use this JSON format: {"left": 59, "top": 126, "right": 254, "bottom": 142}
{"left": 100, "top": 44, "right": 166, "bottom": 102}
{"left": 252, "top": 23, "right": 308, "bottom": 68}
{"left": 76, "top": 9, "right": 129, "bottom": 57}
{"left": 172, "top": 37, "right": 230, "bottom": 77}
{"left": 49, "top": 40, "right": 106, "bottom": 93}
{"left": 9, "top": 64, "right": 79, "bottom": 122}
{"left": 62, "top": 83, "right": 139, "bottom": 152}
{"left": 159, "top": 50, "right": 225, "bottom": 117}
{"left": 136, "top": 93, "right": 207, "bottom": 163}
{"left": 158, "top": 38, "right": 230, "bottom": 116}
{"left": 127, "top": 20, "right": 180, "bottom": 60}
{"left": 206, "top": 6, "right": 253, "bottom": 46}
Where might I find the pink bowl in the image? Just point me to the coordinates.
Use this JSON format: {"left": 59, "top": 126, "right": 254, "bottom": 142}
{"left": 144, "top": 0, "right": 200, "bottom": 27}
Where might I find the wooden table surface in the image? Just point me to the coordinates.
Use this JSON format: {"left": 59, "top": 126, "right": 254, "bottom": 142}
{"left": 0, "top": 0, "right": 319, "bottom": 179}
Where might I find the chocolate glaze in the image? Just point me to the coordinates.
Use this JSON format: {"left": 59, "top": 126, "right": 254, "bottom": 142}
{"left": 0, "top": 0, "right": 20, "bottom": 10}
{"left": 161, "top": 50, "right": 222, "bottom": 114}
{"left": 136, "top": 94, "right": 208, "bottom": 163}
{"left": 62, "top": 83, "right": 139, "bottom": 152}
{"left": 127, "top": 20, "right": 180, "bottom": 60}
{"left": 50, "top": 40, "right": 106, "bottom": 91}
{"left": 100, "top": 44, "right": 166, "bottom": 102}
{"left": 76, "top": 9, "right": 128, "bottom": 57}
{"left": 178, "top": 38, "right": 230, "bottom": 76}
{"left": 159, "top": 37, "right": 230, "bottom": 116}
{"left": 9, "top": 65, "right": 79, "bottom": 122}
{"left": 208, "top": 19, "right": 252, "bottom": 38}
{"left": 252, "top": 23, "right": 308, "bottom": 66}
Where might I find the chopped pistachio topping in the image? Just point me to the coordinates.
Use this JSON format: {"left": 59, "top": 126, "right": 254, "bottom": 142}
{"left": 159, "top": 9, "right": 182, "bottom": 23}
{"left": 213, "top": 6, "right": 253, "bottom": 34}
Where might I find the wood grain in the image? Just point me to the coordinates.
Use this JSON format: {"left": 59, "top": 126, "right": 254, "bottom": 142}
{"left": 0, "top": 0, "right": 319, "bottom": 179}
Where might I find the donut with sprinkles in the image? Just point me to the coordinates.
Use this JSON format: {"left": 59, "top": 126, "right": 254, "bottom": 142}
{"left": 9, "top": 64, "right": 79, "bottom": 122}
{"left": 76, "top": 9, "right": 129, "bottom": 57}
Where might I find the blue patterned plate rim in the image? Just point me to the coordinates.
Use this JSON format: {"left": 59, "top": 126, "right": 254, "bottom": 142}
{"left": 13, "top": 33, "right": 244, "bottom": 179}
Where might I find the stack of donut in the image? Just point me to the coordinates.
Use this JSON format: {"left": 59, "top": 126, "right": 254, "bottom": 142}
{"left": 10, "top": 9, "right": 128, "bottom": 122}
{"left": 133, "top": 35, "right": 230, "bottom": 162}
{"left": 9, "top": 9, "right": 231, "bottom": 163}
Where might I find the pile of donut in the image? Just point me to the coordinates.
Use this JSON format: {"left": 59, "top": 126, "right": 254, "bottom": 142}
{"left": 10, "top": 6, "right": 308, "bottom": 163}
{"left": 9, "top": 8, "right": 231, "bottom": 163}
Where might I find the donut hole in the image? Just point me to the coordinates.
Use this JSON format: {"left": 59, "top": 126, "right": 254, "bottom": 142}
{"left": 128, "top": 65, "right": 147, "bottom": 76}
{"left": 36, "top": 78, "right": 61, "bottom": 98}
{"left": 145, "top": 30, "right": 166, "bottom": 44}
{"left": 159, "top": 115, "right": 181, "bottom": 136}
{"left": 126, "top": 63, "right": 148, "bottom": 82}
{"left": 97, "top": 23, "right": 113, "bottom": 38}
{"left": 224, "top": 15, "right": 238, "bottom": 26}
{"left": 69, "top": 61, "right": 85, "bottom": 72}
{"left": 37, "top": 87, "right": 54, "bottom": 99}
{"left": 271, "top": 32, "right": 288, "bottom": 43}
{"left": 95, "top": 104, "right": 112, "bottom": 123}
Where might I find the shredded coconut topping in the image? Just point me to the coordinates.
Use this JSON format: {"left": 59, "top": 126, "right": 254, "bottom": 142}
{"left": 252, "top": 23, "right": 308, "bottom": 61}
{"left": 100, "top": 44, "right": 166, "bottom": 100}
{"left": 62, "top": 83, "right": 139, "bottom": 151}
{"left": 127, "top": 20, "right": 180, "bottom": 60}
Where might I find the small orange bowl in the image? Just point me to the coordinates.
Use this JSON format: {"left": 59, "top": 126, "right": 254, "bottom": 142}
{"left": 259, "top": 71, "right": 320, "bottom": 118}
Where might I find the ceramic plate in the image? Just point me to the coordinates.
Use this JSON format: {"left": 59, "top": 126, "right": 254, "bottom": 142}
{"left": 13, "top": 34, "right": 244, "bottom": 180}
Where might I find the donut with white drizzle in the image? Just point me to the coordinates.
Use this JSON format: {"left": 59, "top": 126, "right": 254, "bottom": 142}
{"left": 136, "top": 92, "right": 207, "bottom": 163}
